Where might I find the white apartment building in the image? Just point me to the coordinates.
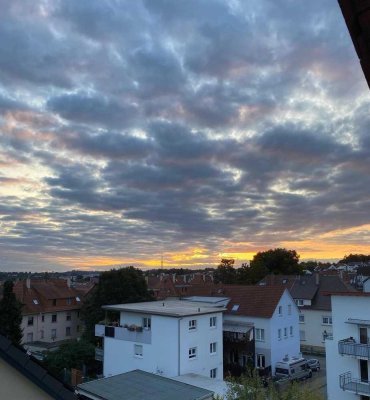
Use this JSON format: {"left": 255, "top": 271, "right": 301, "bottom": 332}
{"left": 95, "top": 300, "right": 225, "bottom": 380}
{"left": 218, "top": 285, "right": 300, "bottom": 375}
{"left": 326, "top": 292, "right": 370, "bottom": 400}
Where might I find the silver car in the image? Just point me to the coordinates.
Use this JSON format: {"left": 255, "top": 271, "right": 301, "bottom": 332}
{"left": 307, "top": 358, "right": 320, "bottom": 371}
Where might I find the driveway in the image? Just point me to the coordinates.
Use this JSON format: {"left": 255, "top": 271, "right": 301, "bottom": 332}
{"left": 302, "top": 354, "right": 327, "bottom": 399}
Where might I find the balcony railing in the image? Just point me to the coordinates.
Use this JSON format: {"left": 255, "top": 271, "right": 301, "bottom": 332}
{"left": 339, "top": 339, "right": 370, "bottom": 358}
{"left": 340, "top": 372, "right": 370, "bottom": 396}
{"left": 95, "top": 324, "right": 152, "bottom": 344}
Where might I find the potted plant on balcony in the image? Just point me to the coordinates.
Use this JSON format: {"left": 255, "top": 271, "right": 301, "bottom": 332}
{"left": 128, "top": 324, "right": 136, "bottom": 332}
{"left": 135, "top": 326, "right": 143, "bottom": 332}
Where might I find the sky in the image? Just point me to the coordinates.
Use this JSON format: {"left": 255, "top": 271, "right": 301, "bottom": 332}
{"left": 0, "top": 0, "right": 370, "bottom": 272}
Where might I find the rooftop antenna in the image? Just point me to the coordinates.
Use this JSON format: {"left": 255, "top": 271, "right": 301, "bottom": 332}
{"left": 161, "top": 254, "right": 163, "bottom": 269}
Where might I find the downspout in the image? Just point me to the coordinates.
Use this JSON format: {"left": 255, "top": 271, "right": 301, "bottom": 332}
{"left": 178, "top": 317, "right": 183, "bottom": 376}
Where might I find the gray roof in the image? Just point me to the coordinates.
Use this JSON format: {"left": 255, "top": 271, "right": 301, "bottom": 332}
{"left": 77, "top": 370, "right": 213, "bottom": 400}
{"left": 103, "top": 300, "right": 225, "bottom": 317}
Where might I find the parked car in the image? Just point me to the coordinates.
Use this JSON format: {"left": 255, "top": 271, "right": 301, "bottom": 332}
{"left": 275, "top": 357, "right": 312, "bottom": 381}
{"left": 307, "top": 358, "right": 320, "bottom": 371}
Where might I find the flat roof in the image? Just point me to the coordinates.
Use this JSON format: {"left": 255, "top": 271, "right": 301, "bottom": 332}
{"left": 173, "top": 374, "right": 229, "bottom": 398}
{"left": 103, "top": 300, "right": 226, "bottom": 317}
{"left": 77, "top": 370, "right": 213, "bottom": 400}
{"left": 346, "top": 318, "right": 370, "bottom": 326}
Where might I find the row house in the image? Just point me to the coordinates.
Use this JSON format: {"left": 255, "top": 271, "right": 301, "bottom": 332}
{"left": 259, "top": 273, "right": 355, "bottom": 352}
{"left": 13, "top": 278, "right": 88, "bottom": 347}
{"left": 326, "top": 292, "right": 370, "bottom": 400}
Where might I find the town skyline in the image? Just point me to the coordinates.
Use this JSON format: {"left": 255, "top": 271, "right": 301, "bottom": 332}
{"left": 1, "top": 1, "right": 370, "bottom": 272}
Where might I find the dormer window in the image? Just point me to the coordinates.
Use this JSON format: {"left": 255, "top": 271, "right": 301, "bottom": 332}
{"left": 231, "top": 304, "right": 239, "bottom": 312}
{"left": 76, "top": 296, "right": 81, "bottom": 302}
{"left": 33, "top": 299, "right": 39, "bottom": 305}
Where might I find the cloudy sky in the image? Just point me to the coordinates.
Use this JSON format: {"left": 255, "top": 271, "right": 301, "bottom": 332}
{"left": 0, "top": 0, "right": 369, "bottom": 271}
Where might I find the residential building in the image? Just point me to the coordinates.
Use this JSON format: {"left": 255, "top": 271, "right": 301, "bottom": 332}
{"left": 95, "top": 299, "right": 225, "bottom": 380}
{"left": 326, "top": 292, "right": 370, "bottom": 400}
{"left": 76, "top": 369, "right": 214, "bottom": 400}
{"left": 259, "top": 274, "right": 355, "bottom": 352}
{"left": 0, "top": 334, "right": 76, "bottom": 400}
{"left": 13, "top": 279, "right": 86, "bottom": 347}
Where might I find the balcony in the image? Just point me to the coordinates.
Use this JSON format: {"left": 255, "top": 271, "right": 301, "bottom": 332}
{"left": 95, "top": 324, "right": 152, "bottom": 344}
{"left": 340, "top": 372, "right": 370, "bottom": 396}
{"left": 339, "top": 339, "right": 370, "bottom": 359}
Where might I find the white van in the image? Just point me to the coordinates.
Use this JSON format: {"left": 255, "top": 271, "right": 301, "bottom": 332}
{"left": 275, "top": 357, "right": 312, "bottom": 381}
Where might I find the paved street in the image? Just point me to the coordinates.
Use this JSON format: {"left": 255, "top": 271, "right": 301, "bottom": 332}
{"left": 301, "top": 354, "right": 327, "bottom": 399}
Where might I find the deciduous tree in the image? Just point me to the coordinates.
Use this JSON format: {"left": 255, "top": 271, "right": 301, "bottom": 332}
{"left": 0, "top": 281, "right": 23, "bottom": 345}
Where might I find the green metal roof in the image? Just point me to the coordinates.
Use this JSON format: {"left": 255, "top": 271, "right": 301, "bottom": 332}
{"left": 77, "top": 370, "right": 213, "bottom": 400}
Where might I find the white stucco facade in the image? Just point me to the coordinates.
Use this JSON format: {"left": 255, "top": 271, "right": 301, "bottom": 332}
{"left": 299, "top": 309, "right": 333, "bottom": 349}
{"left": 224, "top": 289, "right": 300, "bottom": 375}
{"left": 326, "top": 294, "right": 370, "bottom": 400}
{"left": 97, "top": 301, "right": 224, "bottom": 380}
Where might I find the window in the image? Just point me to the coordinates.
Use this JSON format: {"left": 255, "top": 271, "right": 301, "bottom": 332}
{"left": 66, "top": 327, "right": 71, "bottom": 336}
{"left": 76, "top": 296, "right": 81, "bottom": 302}
{"left": 189, "top": 347, "right": 197, "bottom": 359}
{"left": 322, "top": 316, "right": 332, "bottom": 325}
{"left": 284, "top": 327, "right": 288, "bottom": 338}
{"left": 278, "top": 329, "right": 282, "bottom": 340}
{"left": 52, "top": 299, "right": 57, "bottom": 306}
{"left": 52, "top": 314, "right": 57, "bottom": 323}
{"left": 231, "top": 304, "right": 240, "bottom": 312}
{"left": 27, "top": 316, "right": 34, "bottom": 326}
{"left": 255, "top": 328, "right": 265, "bottom": 342}
{"left": 300, "top": 330, "right": 306, "bottom": 341}
{"left": 134, "top": 344, "right": 143, "bottom": 357}
{"left": 189, "top": 320, "right": 197, "bottom": 330}
{"left": 41, "top": 314, "right": 45, "bottom": 322}
{"left": 278, "top": 306, "right": 282, "bottom": 315}
{"left": 210, "top": 316, "right": 217, "bottom": 328}
{"left": 67, "top": 298, "right": 72, "bottom": 305}
{"left": 143, "top": 317, "right": 151, "bottom": 330}
{"left": 257, "top": 354, "right": 265, "bottom": 369}
{"left": 40, "top": 330, "right": 44, "bottom": 339}
{"left": 27, "top": 332, "right": 33, "bottom": 342}
{"left": 295, "top": 299, "right": 304, "bottom": 306}
{"left": 32, "top": 299, "right": 39, "bottom": 305}
{"left": 66, "top": 313, "right": 71, "bottom": 321}
{"left": 51, "top": 329, "right": 57, "bottom": 339}
{"left": 210, "top": 342, "right": 217, "bottom": 354}
{"left": 299, "top": 314, "right": 305, "bottom": 323}
{"left": 288, "top": 304, "right": 291, "bottom": 315}
{"left": 210, "top": 368, "right": 217, "bottom": 378}
{"left": 290, "top": 326, "right": 293, "bottom": 336}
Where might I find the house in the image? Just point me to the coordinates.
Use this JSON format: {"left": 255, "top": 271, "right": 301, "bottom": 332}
{"left": 76, "top": 369, "right": 214, "bottom": 400}
{"left": 0, "top": 334, "right": 76, "bottom": 400}
{"left": 95, "top": 299, "right": 225, "bottom": 380}
{"left": 183, "top": 285, "right": 300, "bottom": 376}
{"left": 326, "top": 292, "right": 370, "bottom": 400}
{"left": 259, "top": 273, "right": 356, "bottom": 352}
{"left": 13, "top": 278, "right": 86, "bottom": 349}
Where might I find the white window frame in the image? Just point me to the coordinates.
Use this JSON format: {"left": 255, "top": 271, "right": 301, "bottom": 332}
{"left": 210, "top": 342, "right": 217, "bottom": 354}
{"left": 255, "top": 328, "right": 265, "bottom": 342}
{"left": 51, "top": 328, "right": 57, "bottom": 339}
{"left": 210, "top": 368, "right": 217, "bottom": 378}
{"left": 189, "top": 347, "right": 197, "bottom": 359}
{"left": 299, "top": 314, "right": 305, "bottom": 323}
{"left": 322, "top": 316, "right": 332, "bottom": 325}
{"left": 134, "top": 344, "right": 143, "bottom": 357}
{"left": 278, "top": 329, "right": 282, "bottom": 340}
{"left": 257, "top": 354, "right": 265, "bottom": 369}
{"left": 284, "top": 327, "right": 287, "bottom": 338}
{"left": 296, "top": 299, "right": 304, "bottom": 306}
{"left": 210, "top": 316, "right": 217, "bottom": 328}
{"left": 288, "top": 304, "right": 291, "bottom": 315}
{"left": 143, "top": 317, "right": 151, "bottom": 330}
{"left": 278, "top": 305, "right": 282, "bottom": 316}
{"left": 189, "top": 319, "right": 197, "bottom": 330}
{"left": 290, "top": 326, "right": 293, "bottom": 336}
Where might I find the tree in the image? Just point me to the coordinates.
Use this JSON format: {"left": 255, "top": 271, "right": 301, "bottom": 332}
{"left": 214, "top": 372, "right": 324, "bottom": 400}
{"left": 81, "top": 267, "right": 153, "bottom": 343}
{"left": 0, "top": 281, "right": 23, "bottom": 344}
{"left": 339, "top": 254, "right": 370, "bottom": 264}
{"left": 248, "top": 248, "right": 302, "bottom": 283}
{"left": 214, "top": 259, "right": 237, "bottom": 284}
{"left": 43, "top": 339, "right": 95, "bottom": 378}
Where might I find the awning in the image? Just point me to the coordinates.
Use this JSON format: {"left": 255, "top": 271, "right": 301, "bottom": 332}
{"left": 223, "top": 321, "right": 254, "bottom": 333}
{"left": 346, "top": 318, "right": 370, "bottom": 326}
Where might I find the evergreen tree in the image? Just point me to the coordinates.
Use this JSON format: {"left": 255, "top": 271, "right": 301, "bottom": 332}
{"left": 0, "top": 281, "right": 23, "bottom": 344}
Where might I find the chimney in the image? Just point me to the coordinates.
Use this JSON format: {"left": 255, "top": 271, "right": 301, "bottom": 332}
{"left": 315, "top": 272, "right": 320, "bottom": 286}
{"left": 67, "top": 278, "right": 71, "bottom": 288}
{"left": 26, "top": 278, "right": 31, "bottom": 289}
{"left": 203, "top": 273, "right": 206, "bottom": 282}
{"left": 172, "top": 273, "right": 176, "bottom": 283}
